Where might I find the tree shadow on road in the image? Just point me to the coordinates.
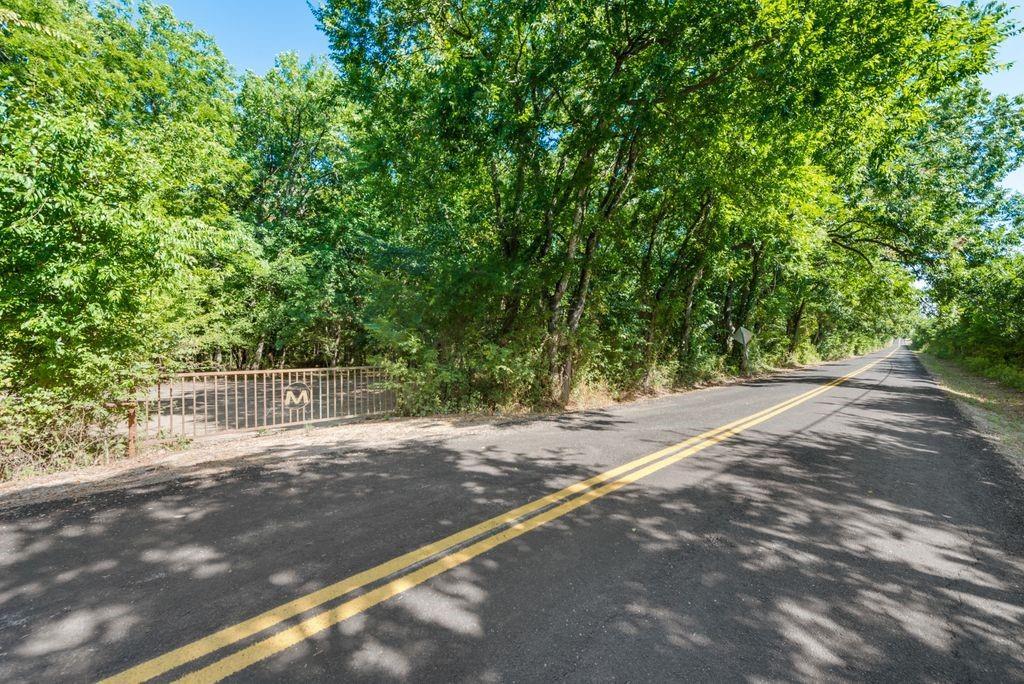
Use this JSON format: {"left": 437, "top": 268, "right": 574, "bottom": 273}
{"left": 1, "top": 352, "right": 1022, "bottom": 682}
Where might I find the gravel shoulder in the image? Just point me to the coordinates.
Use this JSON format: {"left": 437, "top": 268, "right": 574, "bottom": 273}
{"left": 917, "top": 351, "right": 1024, "bottom": 478}
{"left": 0, "top": 355, "right": 867, "bottom": 512}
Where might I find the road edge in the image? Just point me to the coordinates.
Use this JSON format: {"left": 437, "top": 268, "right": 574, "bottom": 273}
{"left": 913, "top": 349, "right": 1024, "bottom": 481}
{"left": 0, "top": 347, "right": 892, "bottom": 513}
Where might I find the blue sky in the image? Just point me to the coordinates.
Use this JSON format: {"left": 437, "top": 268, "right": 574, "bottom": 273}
{"left": 985, "top": 3, "right": 1024, "bottom": 192}
{"left": 167, "top": 0, "right": 1023, "bottom": 192}
{"left": 166, "top": 0, "right": 329, "bottom": 75}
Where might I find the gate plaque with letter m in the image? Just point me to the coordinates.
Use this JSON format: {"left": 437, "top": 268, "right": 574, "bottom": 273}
{"left": 283, "top": 381, "right": 312, "bottom": 410}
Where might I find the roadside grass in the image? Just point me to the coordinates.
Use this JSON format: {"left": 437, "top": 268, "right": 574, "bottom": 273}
{"left": 0, "top": 345, "right": 894, "bottom": 492}
{"left": 918, "top": 352, "right": 1024, "bottom": 472}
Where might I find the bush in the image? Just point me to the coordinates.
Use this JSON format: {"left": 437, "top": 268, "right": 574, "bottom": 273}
{"left": 962, "top": 356, "right": 1024, "bottom": 392}
{"left": 0, "top": 389, "right": 128, "bottom": 480}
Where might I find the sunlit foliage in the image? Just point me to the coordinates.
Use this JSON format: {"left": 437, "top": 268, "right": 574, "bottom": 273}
{"left": 1, "top": 0, "right": 1021, "bottom": 474}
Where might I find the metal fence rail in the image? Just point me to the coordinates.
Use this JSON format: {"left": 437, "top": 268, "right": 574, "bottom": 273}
{"left": 132, "top": 366, "right": 395, "bottom": 443}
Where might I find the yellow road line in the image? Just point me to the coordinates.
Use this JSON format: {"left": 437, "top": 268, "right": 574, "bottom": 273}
{"left": 104, "top": 348, "right": 896, "bottom": 684}
{"left": 175, "top": 348, "right": 895, "bottom": 682}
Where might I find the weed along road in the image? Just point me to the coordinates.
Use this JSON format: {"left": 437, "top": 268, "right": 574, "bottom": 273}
{"left": 2, "top": 345, "right": 1023, "bottom": 682}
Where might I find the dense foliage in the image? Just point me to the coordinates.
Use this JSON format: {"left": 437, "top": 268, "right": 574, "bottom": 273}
{"left": 1, "top": 0, "right": 1022, "bottom": 476}
{"left": 916, "top": 246, "right": 1024, "bottom": 389}
{"left": 907, "top": 83, "right": 1024, "bottom": 386}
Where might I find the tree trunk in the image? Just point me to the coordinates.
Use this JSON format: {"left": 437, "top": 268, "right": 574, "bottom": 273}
{"left": 544, "top": 231, "right": 580, "bottom": 401}
{"left": 812, "top": 318, "right": 826, "bottom": 347}
{"left": 251, "top": 338, "right": 265, "bottom": 369}
{"left": 720, "top": 283, "right": 735, "bottom": 354}
{"left": 736, "top": 243, "right": 763, "bottom": 331}
{"left": 680, "top": 264, "right": 705, "bottom": 362}
{"left": 787, "top": 299, "right": 806, "bottom": 356}
{"left": 642, "top": 196, "right": 714, "bottom": 386}
{"left": 558, "top": 355, "right": 573, "bottom": 406}
{"left": 555, "top": 226, "right": 599, "bottom": 403}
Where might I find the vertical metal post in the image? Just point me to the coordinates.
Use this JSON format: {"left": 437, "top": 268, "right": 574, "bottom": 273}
{"left": 127, "top": 404, "right": 137, "bottom": 459}
{"left": 205, "top": 376, "right": 211, "bottom": 436}
{"left": 180, "top": 377, "right": 186, "bottom": 437}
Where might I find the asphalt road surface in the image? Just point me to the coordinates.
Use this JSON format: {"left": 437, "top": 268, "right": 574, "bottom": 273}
{"left": 2, "top": 345, "right": 1023, "bottom": 682}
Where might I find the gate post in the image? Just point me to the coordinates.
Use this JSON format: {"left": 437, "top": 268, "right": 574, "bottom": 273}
{"left": 126, "top": 403, "right": 137, "bottom": 459}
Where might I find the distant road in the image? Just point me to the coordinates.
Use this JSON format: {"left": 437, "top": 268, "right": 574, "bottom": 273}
{"left": 2, "top": 345, "right": 1023, "bottom": 682}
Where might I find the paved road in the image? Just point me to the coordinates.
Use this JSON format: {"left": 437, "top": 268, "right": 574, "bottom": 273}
{"left": 2, "top": 346, "right": 1023, "bottom": 682}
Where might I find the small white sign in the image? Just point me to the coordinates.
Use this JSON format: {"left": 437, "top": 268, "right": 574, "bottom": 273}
{"left": 732, "top": 326, "right": 753, "bottom": 346}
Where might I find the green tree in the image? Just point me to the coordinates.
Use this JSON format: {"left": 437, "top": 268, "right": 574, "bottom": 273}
{"left": 0, "top": 0, "right": 239, "bottom": 473}
{"left": 316, "top": 0, "right": 1008, "bottom": 404}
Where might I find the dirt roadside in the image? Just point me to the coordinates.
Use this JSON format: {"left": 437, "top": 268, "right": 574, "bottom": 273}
{"left": 0, "top": 353, "right": 878, "bottom": 512}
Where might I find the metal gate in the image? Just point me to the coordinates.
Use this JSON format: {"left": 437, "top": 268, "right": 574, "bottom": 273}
{"left": 131, "top": 366, "right": 395, "bottom": 442}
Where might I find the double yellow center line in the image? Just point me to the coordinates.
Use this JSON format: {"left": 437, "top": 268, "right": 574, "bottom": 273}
{"left": 103, "top": 348, "right": 896, "bottom": 683}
